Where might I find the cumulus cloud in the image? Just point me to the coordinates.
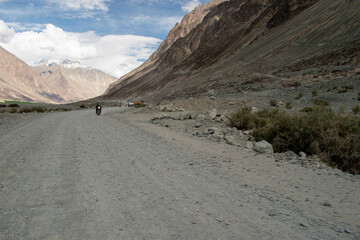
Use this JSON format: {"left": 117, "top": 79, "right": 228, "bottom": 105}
{"left": 47, "top": 0, "right": 111, "bottom": 11}
{"left": 0, "top": 20, "right": 15, "bottom": 43}
{"left": 181, "top": 0, "right": 201, "bottom": 12}
{"left": 0, "top": 21, "right": 161, "bottom": 78}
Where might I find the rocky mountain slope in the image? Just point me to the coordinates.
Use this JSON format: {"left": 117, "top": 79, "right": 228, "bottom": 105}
{"left": 33, "top": 60, "right": 115, "bottom": 103}
{"left": 0, "top": 47, "right": 115, "bottom": 103}
{"left": 0, "top": 46, "right": 59, "bottom": 103}
{"left": 102, "top": 0, "right": 360, "bottom": 103}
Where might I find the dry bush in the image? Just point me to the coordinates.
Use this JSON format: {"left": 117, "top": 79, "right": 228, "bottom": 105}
{"left": 9, "top": 108, "right": 17, "bottom": 113}
{"left": 8, "top": 103, "right": 20, "bottom": 108}
{"left": 269, "top": 99, "right": 277, "bottom": 107}
{"left": 295, "top": 92, "right": 303, "bottom": 100}
{"left": 229, "top": 106, "right": 360, "bottom": 174}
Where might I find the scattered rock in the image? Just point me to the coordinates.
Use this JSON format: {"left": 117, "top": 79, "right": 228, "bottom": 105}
{"left": 194, "top": 122, "right": 202, "bottom": 128}
{"left": 209, "top": 109, "right": 217, "bottom": 120}
{"left": 179, "top": 111, "right": 192, "bottom": 120}
{"left": 251, "top": 107, "right": 259, "bottom": 113}
{"left": 253, "top": 140, "right": 274, "bottom": 154}
{"left": 245, "top": 141, "right": 254, "bottom": 149}
{"left": 299, "top": 151, "right": 307, "bottom": 159}
{"left": 321, "top": 201, "right": 332, "bottom": 207}
{"left": 197, "top": 114, "right": 206, "bottom": 121}
{"left": 210, "top": 96, "right": 216, "bottom": 100}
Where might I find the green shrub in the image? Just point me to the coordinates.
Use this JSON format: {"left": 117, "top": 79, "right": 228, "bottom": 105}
{"left": 301, "top": 106, "right": 313, "bottom": 113}
{"left": 269, "top": 99, "right": 277, "bottom": 107}
{"left": 313, "top": 98, "right": 329, "bottom": 107}
{"left": 228, "top": 107, "right": 268, "bottom": 130}
{"left": 353, "top": 105, "right": 360, "bottom": 114}
{"left": 0, "top": 110, "right": 6, "bottom": 113}
{"left": 342, "top": 84, "right": 354, "bottom": 90}
{"left": 80, "top": 103, "right": 86, "bottom": 108}
{"left": 9, "top": 108, "right": 17, "bottom": 113}
{"left": 337, "top": 88, "right": 348, "bottom": 93}
{"left": 312, "top": 90, "right": 318, "bottom": 96}
{"left": 295, "top": 92, "right": 303, "bottom": 100}
{"left": 8, "top": 103, "right": 20, "bottom": 108}
{"left": 19, "top": 107, "right": 46, "bottom": 113}
{"left": 55, "top": 108, "right": 70, "bottom": 111}
{"left": 0, "top": 104, "right": 6, "bottom": 108}
{"left": 285, "top": 102, "right": 292, "bottom": 109}
{"left": 229, "top": 106, "right": 360, "bottom": 174}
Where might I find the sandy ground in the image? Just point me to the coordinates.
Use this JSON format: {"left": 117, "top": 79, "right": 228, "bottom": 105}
{"left": 0, "top": 107, "right": 359, "bottom": 240}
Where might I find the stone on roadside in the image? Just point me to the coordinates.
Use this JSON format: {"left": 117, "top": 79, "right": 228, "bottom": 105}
{"left": 245, "top": 141, "right": 254, "bottom": 149}
{"left": 253, "top": 140, "right": 274, "bottom": 154}
{"left": 209, "top": 109, "right": 217, "bottom": 120}
{"left": 251, "top": 106, "right": 259, "bottom": 113}
{"left": 299, "top": 151, "right": 307, "bottom": 159}
{"left": 220, "top": 115, "right": 227, "bottom": 122}
{"left": 179, "top": 111, "right": 192, "bottom": 120}
{"left": 194, "top": 122, "right": 202, "bottom": 128}
{"left": 197, "top": 114, "right": 206, "bottom": 121}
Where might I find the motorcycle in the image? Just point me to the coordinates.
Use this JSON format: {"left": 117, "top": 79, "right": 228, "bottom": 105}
{"left": 96, "top": 105, "right": 102, "bottom": 116}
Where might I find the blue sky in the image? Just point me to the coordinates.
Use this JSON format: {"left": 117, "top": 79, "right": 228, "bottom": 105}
{"left": 0, "top": 0, "right": 209, "bottom": 77}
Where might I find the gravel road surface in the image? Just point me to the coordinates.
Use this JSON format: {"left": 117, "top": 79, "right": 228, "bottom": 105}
{"left": 0, "top": 108, "right": 359, "bottom": 239}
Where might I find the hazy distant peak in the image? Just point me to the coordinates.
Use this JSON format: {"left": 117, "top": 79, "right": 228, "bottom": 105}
{"left": 33, "top": 59, "right": 91, "bottom": 69}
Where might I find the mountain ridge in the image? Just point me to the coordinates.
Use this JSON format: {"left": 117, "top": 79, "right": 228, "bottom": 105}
{"left": 101, "top": 0, "right": 360, "bottom": 102}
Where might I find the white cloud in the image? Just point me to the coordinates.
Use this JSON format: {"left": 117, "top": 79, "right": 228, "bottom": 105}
{"left": 131, "top": 15, "right": 182, "bottom": 32}
{"left": 7, "top": 22, "right": 47, "bottom": 32}
{"left": 47, "top": 0, "right": 111, "bottom": 11}
{"left": 0, "top": 20, "right": 15, "bottom": 43}
{"left": 181, "top": 0, "right": 201, "bottom": 12}
{"left": 0, "top": 21, "right": 161, "bottom": 78}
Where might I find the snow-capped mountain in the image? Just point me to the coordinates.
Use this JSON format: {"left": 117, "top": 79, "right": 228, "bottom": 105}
{"left": 33, "top": 59, "right": 116, "bottom": 103}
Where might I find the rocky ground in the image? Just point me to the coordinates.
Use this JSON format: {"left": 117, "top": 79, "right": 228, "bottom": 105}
{"left": 0, "top": 107, "right": 359, "bottom": 239}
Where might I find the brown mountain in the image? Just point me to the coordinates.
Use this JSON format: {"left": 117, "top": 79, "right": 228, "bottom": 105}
{"left": 33, "top": 60, "right": 116, "bottom": 103}
{"left": 0, "top": 46, "right": 59, "bottom": 103}
{"left": 102, "top": 0, "right": 360, "bottom": 102}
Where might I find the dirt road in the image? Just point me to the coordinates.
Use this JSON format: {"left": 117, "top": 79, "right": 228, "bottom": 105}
{"left": 0, "top": 108, "right": 359, "bottom": 239}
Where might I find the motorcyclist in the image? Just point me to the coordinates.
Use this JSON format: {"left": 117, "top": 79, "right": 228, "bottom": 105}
{"left": 95, "top": 103, "right": 102, "bottom": 115}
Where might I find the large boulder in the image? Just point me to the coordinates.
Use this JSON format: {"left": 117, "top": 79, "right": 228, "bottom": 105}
{"left": 253, "top": 140, "right": 274, "bottom": 154}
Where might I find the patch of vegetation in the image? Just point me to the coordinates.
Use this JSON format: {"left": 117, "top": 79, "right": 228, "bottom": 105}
{"left": 8, "top": 103, "right": 20, "bottom": 108}
{"left": 353, "top": 105, "right": 360, "bottom": 115}
{"left": 337, "top": 88, "right": 348, "bottom": 93}
{"left": 313, "top": 98, "right": 329, "bottom": 107}
{"left": 301, "top": 106, "right": 313, "bottom": 113}
{"left": 9, "top": 108, "right": 17, "bottom": 113}
{"left": 0, "top": 104, "right": 6, "bottom": 108}
{"left": 269, "top": 99, "right": 277, "bottom": 107}
{"left": 54, "top": 108, "right": 71, "bottom": 111}
{"left": 312, "top": 90, "right": 318, "bottom": 97}
{"left": 0, "top": 110, "right": 6, "bottom": 113}
{"left": 135, "top": 104, "right": 147, "bottom": 108}
{"left": 342, "top": 84, "right": 354, "bottom": 90}
{"left": 80, "top": 103, "right": 86, "bottom": 108}
{"left": 285, "top": 102, "right": 292, "bottom": 109}
{"left": 357, "top": 92, "right": 360, "bottom": 101}
{"left": 295, "top": 92, "right": 303, "bottom": 100}
{"left": 229, "top": 105, "right": 360, "bottom": 174}
{"left": 19, "top": 107, "right": 46, "bottom": 113}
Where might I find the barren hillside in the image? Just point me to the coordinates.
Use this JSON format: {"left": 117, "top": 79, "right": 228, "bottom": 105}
{"left": 101, "top": 0, "right": 360, "bottom": 103}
